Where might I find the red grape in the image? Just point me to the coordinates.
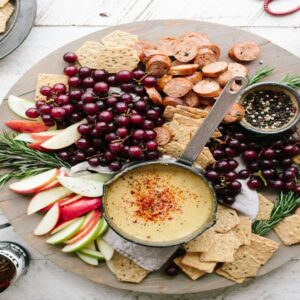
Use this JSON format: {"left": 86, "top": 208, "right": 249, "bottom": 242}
{"left": 94, "top": 82, "right": 109, "bottom": 95}
{"left": 64, "top": 65, "right": 78, "bottom": 76}
{"left": 40, "top": 86, "right": 52, "bottom": 97}
{"left": 25, "top": 108, "right": 40, "bottom": 118}
{"left": 63, "top": 52, "right": 77, "bottom": 63}
{"left": 116, "top": 70, "right": 133, "bottom": 83}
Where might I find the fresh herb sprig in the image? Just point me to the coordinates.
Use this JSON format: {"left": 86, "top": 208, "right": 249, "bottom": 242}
{"left": 252, "top": 191, "right": 300, "bottom": 236}
{"left": 247, "top": 66, "right": 274, "bottom": 86}
{"left": 280, "top": 74, "right": 300, "bottom": 89}
{"left": 0, "top": 132, "right": 69, "bottom": 187}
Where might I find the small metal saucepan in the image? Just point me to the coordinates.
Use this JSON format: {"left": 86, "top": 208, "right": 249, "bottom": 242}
{"left": 102, "top": 76, "right": 248, "bottom": 247}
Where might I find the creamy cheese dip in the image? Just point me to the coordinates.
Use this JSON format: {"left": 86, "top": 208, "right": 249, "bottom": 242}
{"left": 104, "top": 164, "right": 214, "bottom": 244}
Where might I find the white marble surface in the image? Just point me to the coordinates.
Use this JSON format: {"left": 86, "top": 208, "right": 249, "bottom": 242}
{"left": 1, "top": 0, "right": 300, "bottom": 299}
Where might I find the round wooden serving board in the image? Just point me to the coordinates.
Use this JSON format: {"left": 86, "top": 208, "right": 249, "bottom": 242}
{"left": 1, "top": 20, "right": 300, "bottom": 294}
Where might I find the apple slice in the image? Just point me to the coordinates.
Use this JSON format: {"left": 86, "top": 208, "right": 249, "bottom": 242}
{"left": 27, "top": 142, "right": 48, "bottom": 152}
{"left": 34, "top": 203, "right": 60, "bottom": 235}
{"left": 41, "top": 119, "right": 87, "bottom": 150}
{"left": 79, "top": 173, "right": 114, "bottom": 182}
{"left": 50, "top": 219, "right": 77, "bottom": 235}
{"left": 62, "top": 218, "right": 104, "bottom": 253}
{"left": 31, "top": 130, "right": 63, "bottom": 142}
{"left": 9, "top": 168, "right": 59, "bottom": 194}
{"left": 58, "top": 194, "right": 82, "bottom": 206}
{"left": 96, "top": 238, "right": 114, "bottom": 261}
{"left": 97, "top": 218, "right": 108, "bottom": 237}
{"left": 77, "top": 248, "right": 105, "bottom": 260}
{"left": 8, "top": 95, "right": 36, "bottom": 120}
{"left": 76, "top": 252, "right": 98, "bottom": 266}
{"left": 14, "top": 133, "right": 36, "bottom": 143}
{"left": 38, "top": 179, "right": 60, "bottom": 193}
{"left": 57, "top": 176, "right": 104, "bottom": 197}
{"left": 46, "top": 216, "right": 85, "bottom": 245}
{"left": 5, "top": 120, "right": 50, "bottom": 133}
{"left": 27, "top": 186, "right": 72, "bottom": 215}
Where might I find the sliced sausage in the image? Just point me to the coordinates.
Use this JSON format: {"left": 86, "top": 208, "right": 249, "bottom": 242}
{"left": 183, "top": 91, "right": 201, "bottom": 108}
{"left": 171, "top": 60, "right": 187, "bottom": 67}
{"left": 202, "top": 61, "right": 228, "bottom": 78}
{"left": 155, "top": 37, "right": 178, "bottom": 56}
{"left": 142, "top": 49, "right": 168, "bottom": 63}
{"left": 199, "top": 44, "right": 221, "bottom": 59}
{"left": 163, "top": 78, "right": 193, "bottom": 98}
{"left": 185, "top": 71, "right": 203, "bottom": 85}
{"left": 162, "top": 96, "right": 184, "bottom": 107}
{"left": 228, "top": 62, "right": 249, "bottom": 77}
{"left": 168, "top": 64, "right": 199, "bottom": 76}
{"left": 145, "top": 87, "right": 163, "bottom": 105}
{"left": 154, "top": 127, "right": 172, "bottom": 146}
{"left": 146, "top": 54, "right": 171, "bottom": 77}
{"left": 174, "top": 38, "right": 199, "bottom": 63}
{"left": 194, "top": 48, "right": 218, "bottom": 68}
{"left": 199, "top": 97, "right": 215, "bottom": 107}
{"left": 229, "top": 42, "right": 260, "bottom": 62}
{"left": 223, "top": 103, "right": 245, "bottom": 123}
{"left": 193, "top": 79, "right": 221, "bottom": 98}
{"left": 180, "top": 32, "right": 211, "bottom": 47}
{"left": 156, "top": 74, "right": 173, "bottom": 91}
{"left": 130, "top": 41, "right": 156, "bottom": 61}
{"left": 216, "top": 70, "right": 232, "bottom": 87}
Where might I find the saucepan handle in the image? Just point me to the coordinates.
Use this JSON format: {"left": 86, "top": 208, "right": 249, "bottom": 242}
{"left": 178, "top": 76, "right": 248, "bottom": 166}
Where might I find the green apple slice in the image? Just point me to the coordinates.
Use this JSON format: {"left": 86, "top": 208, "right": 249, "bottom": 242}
{"left": 57, "top": 176, "right": 104, "bottom": 197}
{"left": 76, "top": 252, "right": 98, "bottom": 266}
{"left": 85, "top": 241, "right": 96, "bottom": 250}
{"left": 78, "top": 248, "right": 105, "bottom": 260}
{"left": 8, "top": 95, "right": 36, "bottom": 119}
{"left": 79, "top": 173, "right": 114, "bottom": 182}
{"left": 96, "top": 238, "right": 114, "bottom": 261}
{"left": 50, "top": 219, "right": 77, "bottom": 235}
{"left": 62, "top": 219, "right": 104, "bottom": 253}
{"left": 46, "top": 216, "right": 85, "bottom": 245}
{"left": 97, "top": 218, "right": 108, "bottom": 237}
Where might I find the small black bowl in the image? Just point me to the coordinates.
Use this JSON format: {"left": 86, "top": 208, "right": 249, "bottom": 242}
{"left": 239, "top": 82, "right": 300, "bottom": 135}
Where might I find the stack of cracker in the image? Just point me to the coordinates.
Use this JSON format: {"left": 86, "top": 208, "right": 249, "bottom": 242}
{"left": 174, "top": 204, "right": 280, "bottom": 283}
{"left": 0, "top": 1, "right": 14, "bottom": 33}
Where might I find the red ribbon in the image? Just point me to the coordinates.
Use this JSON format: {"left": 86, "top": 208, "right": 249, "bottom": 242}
{"left": 264, "top": 0, "right": 300, "bottom": 16}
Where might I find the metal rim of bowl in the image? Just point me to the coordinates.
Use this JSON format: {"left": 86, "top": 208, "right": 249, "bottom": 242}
{"left": 102, "top": 160, "right": 217, "bottom": 248}
{"left": 239, "top": 82, "right": 300, "bottom": 135}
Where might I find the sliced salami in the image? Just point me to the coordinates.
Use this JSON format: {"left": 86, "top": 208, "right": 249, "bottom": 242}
{"left": 163, "top": 78, "right": 193, "bottom": 98}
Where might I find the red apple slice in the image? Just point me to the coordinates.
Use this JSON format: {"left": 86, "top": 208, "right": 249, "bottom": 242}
{"left": 34, "top": 203, "right": 60, "bottom": 235}
{"left": 40, "top": 193, "right": 77, "bottom": 212}
{"left": 38, "top": 180, "right": 61, "bottom": 193}
{"left": 31, "top": 130, "right": 63, "bottom": 142}
{"left": 59, "top": 194, "right": 83, "bottom": 206}
{"left": 27, "top": 187, "right": 72, "bottom": 215}
{"left": 27, "top": 142, "right": 48, "bottom": 152}
{"left": 9, "top": 168, "right": 59, "bottom": 194}
{"left": 5, "top": 120, "right": 50, "bottom": 133}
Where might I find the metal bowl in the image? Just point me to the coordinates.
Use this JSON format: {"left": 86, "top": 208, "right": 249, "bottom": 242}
{"left": 239, "top": 82, "right": 300, "bottom": 135}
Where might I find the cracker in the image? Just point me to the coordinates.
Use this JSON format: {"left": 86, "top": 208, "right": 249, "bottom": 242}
{"left": 106, "top": 252, "right": 149, "bottom": 283}
{"left": 256, "top": 193, "right": 274, "bottom": 221}
{"left": 0, "top": 0, "right": 9, "bottom": 8}
{"left": 101, "top": 30, "right": 138, "bottom": 47}
{"left": 96, "top": 47, "right": 139, "bottom": 73}
{"left": 213, "top": 205, "right": 240, "bottom": 233}
{"left": 181, "top": 253, "right": 217, "bottom": 273}
{"left": 242, "top": 234, "right": 279, "bottom": 265}
{"left": 0, "top": 2, "right": 14, "bottom": 33}
{"left": 184, "top": 227, "right": 216, "bottom": 252}
{"left": 164, "top": 121, "right": 193, "bottom": 145}
{"left": 273, "top": 214, "right": 300, "bottom": 246}
{"left": 76, "top": 41, "right": 104, "bottom": 69}
{"left": 35, "top": 73, "right": 69, "bottom": 101}
{"left": 215, "top": 268, "right": 245, "bottom": 284}
{"left": 200, "top": 231, "right": 241, "bottom": 263}
{"left": 232, "top": 216, "right": 251, "bottom": 246}
{"left": 163, "top": 105, "right": 207, "bottom": 121}
{"left": 173, "top": 256, "right": 206, "bottom": 280}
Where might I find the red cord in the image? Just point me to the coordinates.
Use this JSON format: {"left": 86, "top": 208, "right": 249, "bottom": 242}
{"left": 264, "top": 0, "right": 300, "bottom": 16}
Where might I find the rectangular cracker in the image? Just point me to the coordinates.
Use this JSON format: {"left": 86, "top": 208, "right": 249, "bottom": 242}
{"left": 0, "top": 0, "right": 9, "bottom": 8}
{"left": 101, "top": 30, "right": 139, "bottom": 47}
{"left": 213, "top": 205, "right": 240, "bottom": 233}
{"left": 173, "top": 256, "right": 206, "bottom": 280}
{"left": 181, "top": 253, "right": 217, "bottom": 273}
{"left": 184, "top": 227, "right": 216, "bottom": 253}
{"left": 35, "top": 73, "right": 68, "bottom": 101}
{"left": 200, "top": 231, "right": 241, "bottom": 263}
{"left": 106, "top": 252, "right": 149, "bottom": 283}
{"left": 256, "top": 193, "right": 274, "bottom": 221}
{"left": 0, "top": 2, "right": 14, "bottom": 33}
{"left": 273, "top": 214, "right": 300, "bottom": 246}
{"left": 163, "top": 105, "right": 207, "bottom": 121}
{"left": 232, "top": 216, "right": 251, "bottom": 246}
{"left": 76, "top": 41, "right": 104, "bottom": 69}
{"left": 215, "top": 268, "right": 245, "bottom": 284}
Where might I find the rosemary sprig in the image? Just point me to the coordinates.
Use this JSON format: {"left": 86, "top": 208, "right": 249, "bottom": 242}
{"left": 252, "top": 191, "right": 300, "bottom": 236}
{"left": 0, "top": 132, "right": 70, "bottom": 187}
{"left": 280, "top": 74, "right": 300, "bottom": 89}
{"left": 247, "top": 66, "right": 274, "bottom": 86}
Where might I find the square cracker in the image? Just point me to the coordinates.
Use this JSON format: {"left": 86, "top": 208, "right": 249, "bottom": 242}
{"left": 241, "top": 234, "right": 279, "bottom": 265}
{"left": 213, "top": 205, "right": 240, "bottom": 233}
{"left": 101, "top": 30, "right": 139, "bottom": 47}
{"left": 273, "top": 214, "right": 300, "bottom": 246}
{"left": 0, "top": 2, "right": 14, "bottom": 33}
{"left": 35, "top": 73, "right": 68, "bottom": 101}
{"left": 184, "top": 227, "right": 216, "bottom": 252}
{"left": 106, "top": 252, "right": 149, "bottom": 283}
{"left": 96, "top": 47, "right": 139, "bottom": 73}
{"left": 163, "top": 105, "right": 207, "bottom": 121}
{"left": 256, "top": 193, "right": 274, "bottom": 221}
{"left": 200, "top": 231, "right": 241, "bottom": 263}
{"left": 0, "top": 0, "right": 9, "bottom": 8}
{"left": 215, "top": 268, "right": 245, "bottom": 284}
{"left": 76, "top": 41, "right": 104, "bottom": 69}
{"left": 181, "top": 253, "right": 216, "bottom": 273}
{"left": 173, "top": 256, "right": 206, "bottom": 280}
{"left": 232, "top": 216, "right": 251, "bottom": 246}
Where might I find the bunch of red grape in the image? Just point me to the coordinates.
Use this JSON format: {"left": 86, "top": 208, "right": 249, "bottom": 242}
{"left": 26, "top": 52, "right": 164, "bottom": 171}
{"left": 205, "top": 124, "right": 300, "bottom": 205}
